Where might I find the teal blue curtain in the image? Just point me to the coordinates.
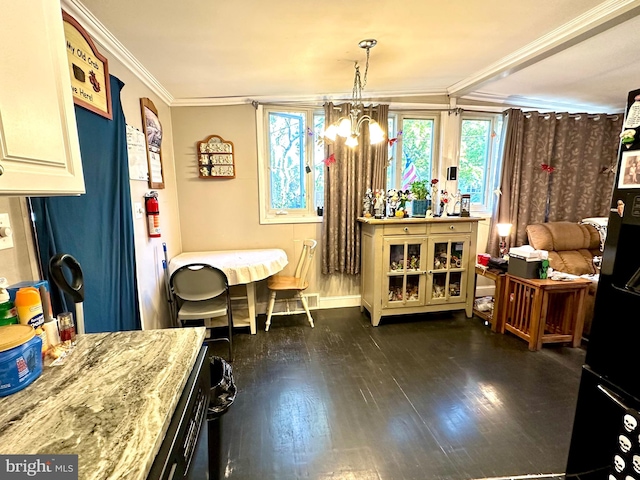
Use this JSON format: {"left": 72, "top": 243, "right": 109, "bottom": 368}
{"left": 30, "top": 75, "right": 141, "bottom": 332}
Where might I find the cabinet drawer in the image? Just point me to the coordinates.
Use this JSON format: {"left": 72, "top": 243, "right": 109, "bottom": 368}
{"left": 384, "top": 224, "right": 427, "bottom": 236}
{"left": 429, "top": 222, "right": 472, "bottom": 234}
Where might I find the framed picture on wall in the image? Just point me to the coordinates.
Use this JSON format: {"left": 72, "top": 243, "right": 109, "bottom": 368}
{"left": 140, "top": 98, "right": 165, "bottom": 189}
{"left": 618, "top": 150, "right": 640, "bottom": 189}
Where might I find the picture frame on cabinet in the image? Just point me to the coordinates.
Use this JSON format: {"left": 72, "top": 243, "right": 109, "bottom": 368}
{"left": 140, "top": 98, "right": 165, "bottom": 189}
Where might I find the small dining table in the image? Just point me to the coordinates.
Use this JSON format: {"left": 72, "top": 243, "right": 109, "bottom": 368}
{"left": 168, "top": 248, "right": 289, "bottom": 334}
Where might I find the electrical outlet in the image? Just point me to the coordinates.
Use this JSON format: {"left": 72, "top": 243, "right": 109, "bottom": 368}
{"left": 0, "top": 213, "right": 13, "bottom": 250}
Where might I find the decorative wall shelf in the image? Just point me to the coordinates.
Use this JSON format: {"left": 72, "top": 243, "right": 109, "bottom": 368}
{"left": 197, "top": 135, "right": 235, "bottom": 178}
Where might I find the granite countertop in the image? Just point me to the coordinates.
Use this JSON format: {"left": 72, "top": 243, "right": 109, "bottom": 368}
{"left": 0, "top": 327, "right": 206, "bottom": 480}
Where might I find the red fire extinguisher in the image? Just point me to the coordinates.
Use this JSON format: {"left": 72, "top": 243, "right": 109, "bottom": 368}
{"left": 144, "top": 192, "right": 161, "bottom": 238}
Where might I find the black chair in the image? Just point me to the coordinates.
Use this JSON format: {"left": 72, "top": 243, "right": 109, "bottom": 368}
{"left": 170, "top": 263, "right": 233, "bottom": 361}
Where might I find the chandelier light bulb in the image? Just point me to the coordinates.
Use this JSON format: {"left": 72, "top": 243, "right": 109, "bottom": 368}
{"left": 324, "top": 124, "right": 338, "bottom": 142}
{"left": 345, "top": 135, "right": 359, "bottom": 147}
{"left": 368, "top": 121, "right": 385, "bottom": 144}
{"left": 337, "top": 118, "right": 352, "bottom": 138}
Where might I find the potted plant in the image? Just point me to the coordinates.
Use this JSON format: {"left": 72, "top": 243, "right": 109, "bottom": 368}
{"left": 410, "top": 180, "right": 431, "bottom": 217}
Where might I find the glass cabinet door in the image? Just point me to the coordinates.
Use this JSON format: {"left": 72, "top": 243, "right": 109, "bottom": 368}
{"left": 383, "top": 237, "right": 427, "bottom": 308}
{"left": 427, "top": 235, "right": 470, "bottom": 305}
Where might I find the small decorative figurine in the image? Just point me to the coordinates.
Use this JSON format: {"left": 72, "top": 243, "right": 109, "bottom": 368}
{"left": 621, "top": 129, "right": 636, "bottom": 149}
{"left": 374, "top": 190, "right": 385, "bottom": 218}
{"left": 461, "top": 194, "right": 471, "bottom": 217}
{"left": 363, "top": 188, "right": 373, "bottom": 217}
{"left": 387, "top": 189, "right": 399, "bottom": 217}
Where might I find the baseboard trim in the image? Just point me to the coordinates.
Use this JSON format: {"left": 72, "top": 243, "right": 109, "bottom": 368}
{"left": 318, "top": 295, "right": 361, "bottom": 309}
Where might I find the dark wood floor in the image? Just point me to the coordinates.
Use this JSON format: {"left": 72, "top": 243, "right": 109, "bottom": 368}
{"left": 193, "top": 307, "right": 586, "bottom": 480}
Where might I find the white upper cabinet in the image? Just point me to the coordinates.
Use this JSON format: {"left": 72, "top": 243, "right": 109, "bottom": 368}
{"left": 0, "top": 0, "right": 85, "bottom": 196}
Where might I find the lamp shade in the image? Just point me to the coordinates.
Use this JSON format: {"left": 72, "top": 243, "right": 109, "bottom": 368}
{"left": 345, "top": 135, "right": 359, "bottom": 147}
{"left": 368, "top": 121, "right": 385, "bottom": 144}
{"left": 497, "top": 223, "right": 512, "bottom": 237}
{"left": 324, "top": 124, "right": 338, "bottom": 142}
{"left": 337, "top": 118, "right": 352, "bottom": 138}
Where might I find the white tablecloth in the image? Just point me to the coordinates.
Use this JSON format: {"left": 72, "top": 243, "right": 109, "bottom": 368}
{"left": 168, "top": 248, "right": 289, "bottom": 335}
{"left": 168, "top": 249, "right": 289, "bottom": 286}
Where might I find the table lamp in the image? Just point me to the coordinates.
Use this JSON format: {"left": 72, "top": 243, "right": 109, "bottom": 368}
{"left": 497, "top": 223, "right": 512, "bottom": 258}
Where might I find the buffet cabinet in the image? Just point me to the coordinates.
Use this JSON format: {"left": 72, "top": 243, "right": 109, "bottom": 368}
{"left": 359, "top": 217, "right": 479, "bottom": 326}
{"left": 0, "top": 1, "right": 85, "bottom": 195}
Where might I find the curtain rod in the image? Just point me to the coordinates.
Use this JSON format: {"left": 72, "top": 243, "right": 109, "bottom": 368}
{"left": 519, "top": 111, "right": 620, "bottom": 121}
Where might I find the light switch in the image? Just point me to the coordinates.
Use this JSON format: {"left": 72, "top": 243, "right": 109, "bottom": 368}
{"left": 134, "top": 202, "right": 143, "bottom": 219}
{"left": 0, "top": 213, "right": 13, "bottom": 250}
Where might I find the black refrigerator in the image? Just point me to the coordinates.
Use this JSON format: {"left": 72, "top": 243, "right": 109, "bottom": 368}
{"left": 565, "top": 88, "right": 640, "bottom": 478}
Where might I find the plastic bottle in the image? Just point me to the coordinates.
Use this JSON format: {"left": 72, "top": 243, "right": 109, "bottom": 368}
{"left": 15, "top": 287, "right": 44, "bottom": 329}
{"left": 14, "top": 287, "right": 47, "bottom": 358}
{"left": 0, "top": 286, "right": 18, "bottom": 326}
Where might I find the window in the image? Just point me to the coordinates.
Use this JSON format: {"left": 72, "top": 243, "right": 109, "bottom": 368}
{"left": 257, "top": 106, "right": 325, "bottom": 223}
{"left": 257, "top": 105, "right": 502, "bottom": 223}
{"left": 458, "top": 113, "right": 504, "bottom": 212}
{"left": 387, "top": 114, "right": 438, "bottom": 191}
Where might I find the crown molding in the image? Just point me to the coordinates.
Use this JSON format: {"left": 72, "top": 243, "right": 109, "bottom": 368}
{"left": 448, "top": 0, "right": 640, "bottom": 97}
{"left": 60, "top": 0, "right": 174, "bottom": 106}
{"left": 170, "top": 88, "right": 448, "bottom": 108}
{"left": 461, "top": 91, "right": 624, "bottom": 114}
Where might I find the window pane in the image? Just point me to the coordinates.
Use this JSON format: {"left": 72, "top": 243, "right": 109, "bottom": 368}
{"left": 401, "top": 119, "right": 433, "bottom": 189}
{"left": 459, "top": 119, "right": 491, "bottom": 204}
{"left": 313, "top": 114, "right": 325, "bottom": 209}
{"left": 268, "top": 112, "right": 306, "bottom": 209}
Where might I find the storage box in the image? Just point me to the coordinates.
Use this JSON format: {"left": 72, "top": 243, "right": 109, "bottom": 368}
{"left": 508, "top": 255, "right": 542, "bottom": 279}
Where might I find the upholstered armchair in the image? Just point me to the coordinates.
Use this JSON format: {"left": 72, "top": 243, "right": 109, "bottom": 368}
{"left": 525, "top": 221, "right": 603, "bottom": 338}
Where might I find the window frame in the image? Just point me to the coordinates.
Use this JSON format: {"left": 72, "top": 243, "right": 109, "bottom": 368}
{"left": 387, "top": 112, "right": 440, "bottom": 191}
{"left": 458, "top": 112, "right": 504, "bottom": 215}
{"left": 256, "top": 104, "right": 324, "bottom": 224}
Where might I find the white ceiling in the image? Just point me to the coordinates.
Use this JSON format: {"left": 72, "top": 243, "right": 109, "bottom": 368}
{"left": 66, "top": 0, "right": 640, "bottom": 113}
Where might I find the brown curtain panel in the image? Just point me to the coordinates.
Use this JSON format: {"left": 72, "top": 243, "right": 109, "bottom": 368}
{"left": 322, "top": 102, "right": 389, "bottom": 275}
{"left": 488, "top": 108, "right": 622, "bottom": 256}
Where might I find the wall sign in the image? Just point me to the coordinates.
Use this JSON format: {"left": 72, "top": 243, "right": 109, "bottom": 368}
{"left": 140, "top": 98, "right": 165, "bottom": 189}
{"left": 62, "top": 11, "right": 112, "bottom": 120}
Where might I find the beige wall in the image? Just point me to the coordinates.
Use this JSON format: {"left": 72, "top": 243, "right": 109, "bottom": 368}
{"left": 170, "top": 105, "right": 360, "bottom": 308}
{"left": 0, "top": 197, "right": 38, "bottom": 285}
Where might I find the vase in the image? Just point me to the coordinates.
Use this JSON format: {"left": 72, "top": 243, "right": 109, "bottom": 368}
{"left": 411, "top": 199, "right": 430, "bottom": 217}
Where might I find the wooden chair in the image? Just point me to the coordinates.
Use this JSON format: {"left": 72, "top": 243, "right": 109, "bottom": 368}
{"left": 170, "top": 263, "right": 233, "bottom": 361}
{"left": 265, "top": 239, "right": 317, "bottom": 331}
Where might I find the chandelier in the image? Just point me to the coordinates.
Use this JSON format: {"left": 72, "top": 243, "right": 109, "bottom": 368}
{"left": 323, "top": 39, "right": 386, "bottom": 148}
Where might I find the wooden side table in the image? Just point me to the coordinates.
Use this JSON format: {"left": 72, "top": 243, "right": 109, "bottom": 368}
{"left": 473, "top": 265, "right": 506, "bottom": 332}
{"left": 499, "top": 274, "right": 591, "bottom": 351}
